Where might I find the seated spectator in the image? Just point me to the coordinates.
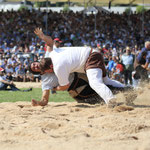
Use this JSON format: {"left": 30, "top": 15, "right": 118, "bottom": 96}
{"left": 15, "top": 64, "right": 26, "bottom": 82}
{"left": 112, "top": 60, "right": 124, "bottom": 83}
{"left": 37, "top": 46, "right": 45, "bottom": 58}
{"left": 0, "top": 54, "right": 4, "bottom": 67}
{"left": 25, "top": 70, "right": 34, "bottom": 82}
{"left": 24, "top": 57, "right": 31, "bottom": 72}
{"left": 0, "top": 68, "right": 32, "bottom": 92}
{"left": 0, "top": 46, "right": 4, "bottom": 53}
{"left": 31, "top": 46, "right": 38, "bottom": 55}
{"left": 1, "top": 59, "right": 8, "bottom": 70}
{"left": 5, "top": 64, "right": 14, "bottom": 74}
{"left": 107, "top": 56, "right": 116, "bottom": 78}
{"left": 6, "top": 72, "right": 13, "bottom": 81}
{"left": 7, "top": 54, "right": 17, "bottom": 66}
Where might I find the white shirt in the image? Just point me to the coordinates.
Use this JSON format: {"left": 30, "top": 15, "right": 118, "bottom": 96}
{"left": 49, "top": 47, "right": 91, "bottom": 86}
{"left": 41, "top": 73, "right": 74, "bottom": 91}
{"left": 121, "top": 54, "right": 134, "bottom": 65}
{"left": 44, "top": 45, "right": 63, "bottom": 58}
{"left": 41, "top": 73, "right": 59, "bottom": 91}
{"left": 0, "top": 75, "right": 6, "bottom": 86}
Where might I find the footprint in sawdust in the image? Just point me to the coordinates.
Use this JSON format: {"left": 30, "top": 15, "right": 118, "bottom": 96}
{"left": 114, "top": 105, "right": 134, "bottom": 112}
{"left": 17, "top": 105, "right": 32, "bottom": 108}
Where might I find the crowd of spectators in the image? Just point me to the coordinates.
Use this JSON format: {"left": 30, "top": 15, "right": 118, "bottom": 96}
{"left": 0, "top": 8, "right": 150, "bottom": 84}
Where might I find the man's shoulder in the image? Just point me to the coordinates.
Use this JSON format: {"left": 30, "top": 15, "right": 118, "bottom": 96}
{"left": 0, "top": 76, "right": 3, "bottom": 81}
{"left": 41, "top": 73, "right": 57, "bottom": 80}
{"left": 146, "top": 51, "right": 150, "bottom": 58}
{"left": 121, "top": 53, "right": 127, "bottom": 58}
{"left": 141, "top": 47, "right": 147, "bottom": 52}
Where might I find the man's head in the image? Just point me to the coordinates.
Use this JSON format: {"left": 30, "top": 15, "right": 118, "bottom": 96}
{"left": 0, "top": 68, "right": 5, "bottom": 76}
{"left": 40, "top": 58, "right": 53, "bottom": 73}
{"left": 54, "top": 38, "right": 62, "bottom": 48}
{"left": 29, "top": 61, "right": 41, "bottom": 75}
{"left": 29, "top": 58, "right": 53, "bottom": 75}
{"left": 145, "top": 41, "right": 150, "bottom": 50}
{"left": 126, "top": 46, "right": 131, "bottom": 55}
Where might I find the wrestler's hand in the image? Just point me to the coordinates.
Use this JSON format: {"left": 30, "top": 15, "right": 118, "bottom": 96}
{"left": 32, "top": 99, "right": 40, "bottom": 106}
{"left": 34, "top": 28, "right": 44, "bottom": 39}
{"left": 32, "top": 99, "right": 48, "bottom": 106}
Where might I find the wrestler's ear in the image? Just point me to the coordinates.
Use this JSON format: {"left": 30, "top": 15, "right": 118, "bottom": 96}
{"left": 50, "top": 64, "right": 53, "bottom": 69}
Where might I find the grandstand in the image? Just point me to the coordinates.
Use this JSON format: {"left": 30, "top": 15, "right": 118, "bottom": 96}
{"left": 0, "top": 0, "right": 150, "bottom": 84}
{"left": 4, "top": 0, "right": 150, "bottom": 6}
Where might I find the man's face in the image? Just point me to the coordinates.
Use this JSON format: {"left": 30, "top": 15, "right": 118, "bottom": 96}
{"left": 30, "top": 62, "right": 41, "bottom": 72}
{"left": 126, "top": 49, "right": 131, "bottom": 55}
{"left": 147, "top": 44, "right": 150, "bottom": 50}
{"left": 55, "top": 41, "right": 60, "bottom": 48}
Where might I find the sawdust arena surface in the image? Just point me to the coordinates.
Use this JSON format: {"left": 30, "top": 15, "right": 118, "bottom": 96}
{"left": 0, "top": 82, "right": 150, "bottom": 150}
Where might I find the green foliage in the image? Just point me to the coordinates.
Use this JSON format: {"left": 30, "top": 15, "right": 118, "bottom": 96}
{"left": 124, "top": 7, "right": 132, "bottom": 15}
{"left": 56, "top": 2, "right": 59, "bottom": 7}
{"left": 84, "top": 2, "right": 88, "bottom": 8}
{"left": 0, "top": 88, "right": 74, "bottom": 103}
{"left": 136, "top": 5, "right": 147, "bottom": 14}
{"left": 34, "top": 1, "right": 51, "bottom": 8}
{"left": 18, "top": 5, "right": 29, "bottom": 11}
{"left": 34, "top": 2, "right": 41, "bottom": 8}
{"left": 74, "top": 2, "right": 82, "bottom": 7}
{"left": 63, "top": 4, "right": 70, "bottom": 12}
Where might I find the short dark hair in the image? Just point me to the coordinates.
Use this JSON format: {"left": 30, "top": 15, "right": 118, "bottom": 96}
{"left": 40, "top": 58, "right": 52, "bottom": 73}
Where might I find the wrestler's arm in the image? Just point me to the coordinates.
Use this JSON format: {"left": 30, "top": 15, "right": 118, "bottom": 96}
{"left": 32, "top": 73, "right": 60, "bottom": 106}
{"left": 142, "top": 54, "right": 150, "bottom": 69}
{"left": 32, "top": 90, "right": 50, "bottom": 106}
{"left": 46, "top": 45, "right": 52, "bottom": 53}
{"left": 142, "top": 62, "right": 149, "bottom": 69}
{"left": 53, "top": 84, "right": 70, "bottom": 91}
{"left": 34, "top": 28, "right": 53, "bottom": 50}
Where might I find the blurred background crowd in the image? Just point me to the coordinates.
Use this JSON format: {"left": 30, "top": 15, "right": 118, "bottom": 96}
{"left": 0, "top": 8, "right": 150, "bottom": 85}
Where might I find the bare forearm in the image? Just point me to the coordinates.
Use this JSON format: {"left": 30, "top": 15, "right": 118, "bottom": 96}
{"left": 41, "top": 35, "right": 54, "bottom": 48}
{"left": 39, "top": 90, "right": 49, "bottom": 105}
{"left": 142, "top": 62, "right": 149, "bottom": 69}
{"left": 53, "top": 84, "right": 70, "bottom": 91}
{"left": 32, "top": 90, "right": 50, "bottom": 106}
{"left": 34, "top": 28, "right": 53, "bottom": 48}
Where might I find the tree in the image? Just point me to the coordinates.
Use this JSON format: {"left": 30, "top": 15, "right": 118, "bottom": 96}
{"left": 18, "top": 5, "right": 28, "bottom": 11}
{"left": 124, "top": 7, "right": 132, "bottom": 15}
{"left": 136, "top": 5, "right": 147, "bottom": 14}
{"left": 63, "top": 4, "right": 70, "bottom": 12}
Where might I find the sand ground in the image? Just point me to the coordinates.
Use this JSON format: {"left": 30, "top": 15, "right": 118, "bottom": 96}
{"left": 0, "top": 82, "right": 150, "bottom": 150}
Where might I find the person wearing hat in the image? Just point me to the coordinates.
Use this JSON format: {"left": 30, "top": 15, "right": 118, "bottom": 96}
{"left": 53, "top": 38, "right": 62, "bottom": 48}
{"left": 34, "top": 28, "right": 62, "bottom": 53}
{"left": 44, "top": 37, "right": 62, "bottom": 58}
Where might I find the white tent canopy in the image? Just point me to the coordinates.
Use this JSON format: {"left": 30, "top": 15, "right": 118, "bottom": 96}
{"left": 83, "top": 6, "right": 110, "bottom": 15}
